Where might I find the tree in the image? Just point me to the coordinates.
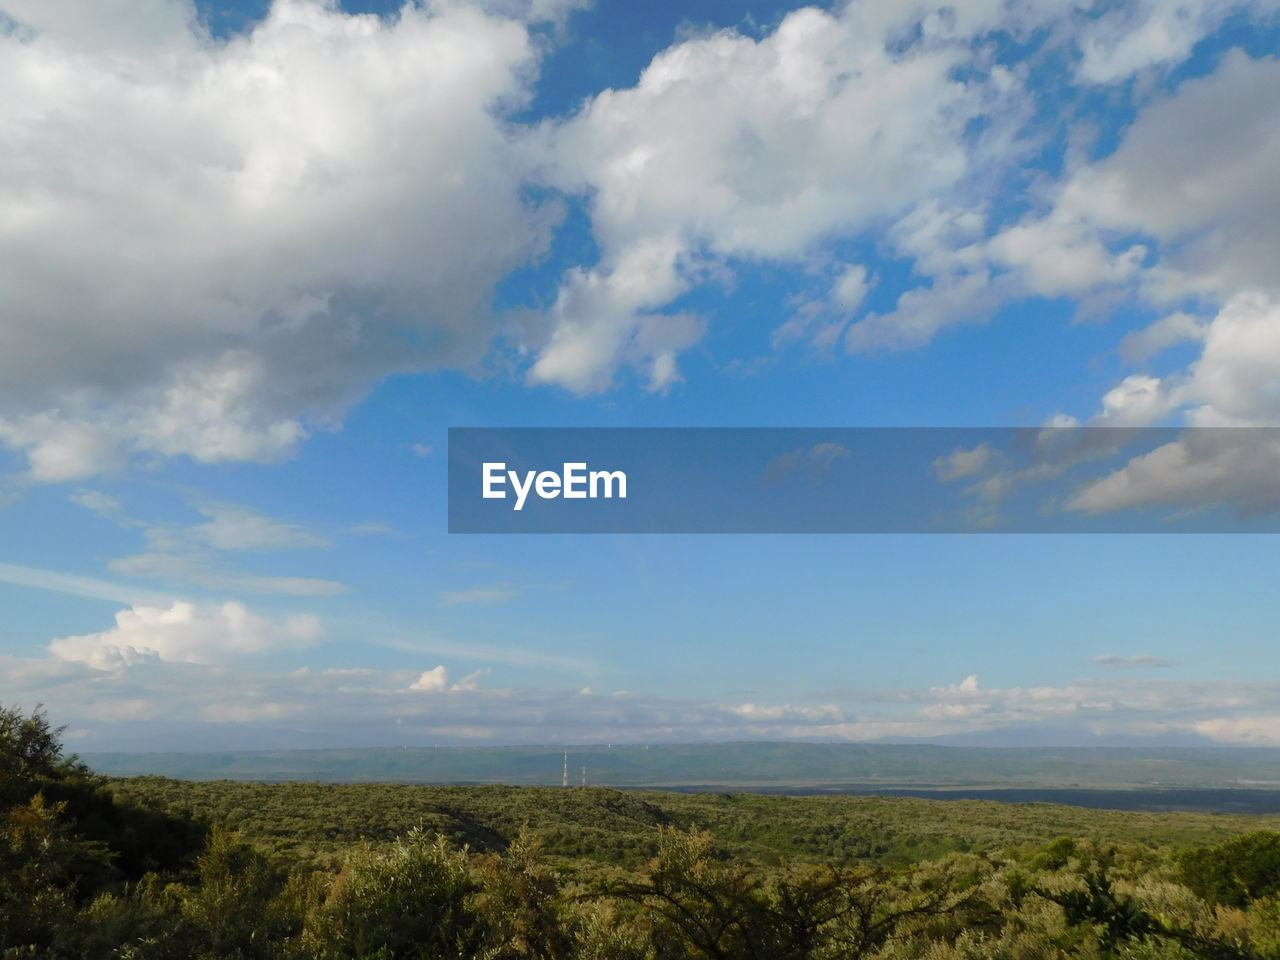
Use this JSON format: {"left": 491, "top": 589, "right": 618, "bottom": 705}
{"left": 0, "top": 703, "right": 69, "bottom": 808}
{"left": 305, "top": 828, "right": 485, "bottom": 959}
{"left": 611, "top": 826, "right": 979, "bottom": 960}
{"left": 1179, "top": 832, "right": 1280, "bottom": 908}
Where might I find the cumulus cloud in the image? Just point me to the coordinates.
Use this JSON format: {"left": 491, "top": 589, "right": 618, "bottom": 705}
{"left": 1179, "top": 293, "right": 1280, "bottom": 426}
{"left": 1048, "top": 55, "right": 1280, "bottom": 439}
{"left": 1, "top": 0, "right": 1274, "bottom": 473}
{"left": 1073, "top": 0, "right": 1260, "bottom": 84}
{"left": 48, "top": 600, "right": 321, "bottom": 670}
{"left": 1067, "top": 428, "right": 1280, "bottom": 517}
{"left": 863, "top": 38, "right": 1280, "bottom": 439}
{"left": 0, "top": 0, "right": 551, "bottom": 479}
{"left": 409, "top": 665, "right": 449, "bottom": 692}
{"left": 526, "top": 3, "right": 1028, "bottom": 389}
{"left": 1063, "top": 52, "right": 1280, "bottom": 306}
{"left": 1094, "top": 375, "right": 1173, "bottom": 428}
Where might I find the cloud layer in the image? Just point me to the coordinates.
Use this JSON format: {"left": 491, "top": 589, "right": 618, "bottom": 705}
{"left": 3, "top": 0, "right": 1279, "bottom": 480}
{"left": 0, "top": 0, "right": 548, "bottom": 479}
{"left": 9, "top": 642, "right": 1280, "bottom": 748}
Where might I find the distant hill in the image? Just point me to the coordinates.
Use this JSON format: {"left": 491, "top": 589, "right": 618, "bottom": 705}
{"left": 83, "top": 741, "right": 1280, "bottom": 792}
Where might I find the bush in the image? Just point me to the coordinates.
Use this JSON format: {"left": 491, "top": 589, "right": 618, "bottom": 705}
{"left": 1179, "top": 832, "right": 1280, "bottom": 908}
{"left": 305, "top": 829, "right": 483, "bottom": 959}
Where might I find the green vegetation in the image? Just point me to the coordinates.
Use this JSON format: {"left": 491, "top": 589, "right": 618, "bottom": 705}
{"left": 1180, "top": 833, "right": 1280, "bottom": 908}
{"left": 104, "top": 777, "right": 1280, "bottom": 872}
{"left": 8, "top": 703, "right": 1280, "bottom": 958}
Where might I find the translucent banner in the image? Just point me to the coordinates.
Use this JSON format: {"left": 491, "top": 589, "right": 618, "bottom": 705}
{"left": 448, "top": 427, "right": 1280, "bottom": 533}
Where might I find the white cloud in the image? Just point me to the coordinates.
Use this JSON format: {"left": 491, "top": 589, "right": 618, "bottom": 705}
{"left": 761, "top": 442, "right": 852, "bottom": 484}
{"left": 1068, "top": 293, "right": 1280, "bottom": 514}
{"left": 0, "top": 560, "right": 168, "bottom": 606}
{"left": 1051, "top": 54, "right": 1280, "bottom": 433}
{"left": 450, "top": 668, "right": 488, "bottom": 692}
{"left": 732, "top": 702, "right": 842, "bottom": 722}
{"left": 0, "top": 413, "right": 129, "bottom": 483}
{"left": 0, "top": 0, "right": 200, "bottom": 54}
{"left": 1094, "top": 375, "right": 1173, "bottom": 427}
{"left": 857, "top": 40, "right": 1280, "bottom": 400}
{"left": 74, "top": 495, "right": 345, "bottom": 596}
{"left": 191, "top": 502, "right": 328, "bottom": 551}
{"left": 11, "top": 644, "right": 1280, "bottom": 748}
{"left": 1067, "top": 428, "right": 1280, "bottom": 517}
{"left": 527, "top": 4, "right": 1017, "bottom": 390}
{"left": 1001, "top": 52, "right": 1280, "bottom": 506}
{"left": 68, "top": 489, "right": 124, "bottom": 518}
{"left": 409, "top": 665, "right": 449, "bottom": 692}
{"left": 933, "top": 444, "right": 994, "bottom": 482}
{"left": 0, "top": 0, "right": 550, "bottom": 479}
{"left": 832, "top": 265, "right": 871, "bottom": 312}
{"left": 406, "top": 664, "right": 492, "bottom": 695}
{"left": 1194, "top": 714, "right": 1280, "bottom": 746}
{"left": 1, "top": 0, "right": 1272, "bottom": 469}
{"left": 108, "top": 548, "right": 348, "bottom": 596}
{"left": 1180, "top": 293, "right": 1280, "bottom": 426}
{"left": 1119, "top": 312, "right": 1206, "bottom": 364}
{"left": 48, "top": 600, "right": 321, "bottom": 670}
{"left": 1062, "top": 52, "right": 1280, "bottom": 305}
{"left": 1074, "top": 0, "right": 1251, "bottom": 84}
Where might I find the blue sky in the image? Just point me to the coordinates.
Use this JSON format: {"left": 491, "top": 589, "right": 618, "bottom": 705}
{"left": 2, "top": 0, "right": 1280, "bottom": 750}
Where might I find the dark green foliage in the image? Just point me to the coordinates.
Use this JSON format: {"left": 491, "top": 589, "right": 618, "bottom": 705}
{"left": 1179, "top": 831, "right": 1280, "bottom": 908}
{"left": 1037, "top": 853, "right": 1255, "bottom": 960}
{"left": 105, "top": 777, "right": 1280, "bottom": 872}
{"left": 304, "top": 829, "right": 483, "bottom": 960}
{"left": 1042, "top": 866, "right": 1163, "bottom": 950}
{"left": 1033, "top": 836, "right": 1078, "bottom": 871}
{"left": 609, "top": 827, "right": 985, "bottom": 960}
{"left": 0, "top": 705, "right": 68, "bottom": 808}
{"left": 471, "top": 829, "right": 576, "bottom": 959}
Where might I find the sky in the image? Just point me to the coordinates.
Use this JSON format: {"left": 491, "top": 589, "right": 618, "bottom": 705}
{"left": 2, "top": 0, "right": 1280, "bottom": 751}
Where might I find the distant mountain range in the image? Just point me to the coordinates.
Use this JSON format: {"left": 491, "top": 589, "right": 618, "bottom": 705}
{"left": 83, "top": 740, "right": 1280, "bottom": 792}
{"left": 871, "top": 725, "right": 1221, "bottom": 748}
